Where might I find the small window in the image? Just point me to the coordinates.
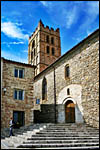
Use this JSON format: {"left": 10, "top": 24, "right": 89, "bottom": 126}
{"left": 31, "top": 51, "right": 33, "bottom": 60}
{"left": 32, "top": 40, "right": 35, "bottom": 49}
{"left": 51, "top": 37, "right": 54, "bottom": 44}
{"left": 14, "top": 89, "right": 24, "bottom": 100}
{"left": 65, "top": 65, "right": 70, "bottom": 78}
{"left": 19, "top": 69, "right": 24, "bottom": 78}
{"left": 19, "top": 90, "right": 23, "bottom": 100}
{"left": 36, "top": 56, "right": 38, "bottom": 65}
{"left": 14, "top": 69, "right": 18, "bottom": 77}
{"left": 47, "top": 46, "right": 50, "bottom": 54}
{"left": 34, "top": 49, "right": 35, "bottom": 56}
{"left": 52, "top": 47, "right": 55, "bottom": 55}
{"left": 14, "top": 68, "right": 24, "bottom": 78}
{"left": 67, "top": 88, "right": 70, "bottom": 95}
{"left": 42, "top": 77, "right": 47, "bottom": 100}
{"left": 46, "top": 35, "right": 49, "bottom": 43}
{"left": 14, "top": 90, "right": 17, "bottom": 99}
{"left": 36, "top": 99, "right": 40, "bottom": 104}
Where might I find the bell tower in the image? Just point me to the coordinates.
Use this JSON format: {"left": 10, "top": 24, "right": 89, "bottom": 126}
{"left": 28, "top": 20, "right": 61, "bottom": 76}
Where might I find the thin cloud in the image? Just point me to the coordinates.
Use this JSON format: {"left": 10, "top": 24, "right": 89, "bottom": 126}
{"left": 40, "top": 1, "right": 52, "bottom": 7}
{"left": 40, "top": 1, "right": 99, "bottom": 30}
{"left": 2, "top": 41, "right": 24, "bottom": 45}
{"left": 1, "top": 21, "right": 29, "bottom": 40}
{"left": 65, "top": 6, "right": 78, "bottom": 29}
{"left": 78, "top": 1, "right": 99, "bottom": 34}
{"left": 23, "top": 50, "right": 28, "bottom": 53}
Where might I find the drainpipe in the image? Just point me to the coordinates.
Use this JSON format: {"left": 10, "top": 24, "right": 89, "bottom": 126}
{"left": 53, "top": 66, "right": 57, "bottom": 124}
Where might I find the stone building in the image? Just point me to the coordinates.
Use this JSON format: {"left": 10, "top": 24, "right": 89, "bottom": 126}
{"left": 1, "top": 58, "right": 35, "bottom": 128}
{"left": 1, "top": 20, "right": 99, "bottom": 129}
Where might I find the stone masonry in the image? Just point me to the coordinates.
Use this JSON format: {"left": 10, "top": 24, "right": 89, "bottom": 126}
{"left": 1, "top": 58, "right": 35, "bottom": 128}
{"left": 33, "top": 29, "right": 99, "bottom": 128}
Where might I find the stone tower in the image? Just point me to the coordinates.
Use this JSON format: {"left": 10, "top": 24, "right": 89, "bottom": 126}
{"left": 28, "top": 20, "right": 61, "bottom": 75}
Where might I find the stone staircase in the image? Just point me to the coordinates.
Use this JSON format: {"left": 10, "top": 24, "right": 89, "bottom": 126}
{"left": 1, "top": 123, "right": 48, "bottom": 149}
{"left": 1, "top": 123, "right": 99, "bottom": 149}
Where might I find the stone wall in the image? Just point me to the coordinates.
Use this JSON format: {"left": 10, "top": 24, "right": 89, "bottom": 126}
{"left": 1, "top": 59, "right": 35, "bottom": 128}
{"left": 34, "top": 104, "right": 55, "bottom": 123}
{"left": 34, "top": 30, "right": 99, "bottom": 128}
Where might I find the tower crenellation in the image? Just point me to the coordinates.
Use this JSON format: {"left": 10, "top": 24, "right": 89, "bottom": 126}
{"left": 28, "top": 20, "right": 61, "bottom": 76}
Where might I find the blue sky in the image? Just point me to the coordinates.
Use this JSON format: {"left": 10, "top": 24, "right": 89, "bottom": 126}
{"left": 1, "top": 1, "right": 99, "bottom": 63}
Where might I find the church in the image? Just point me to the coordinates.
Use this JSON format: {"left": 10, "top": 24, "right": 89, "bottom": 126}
{"left": 1, "top": 20, "right": 99, "bottom": 129}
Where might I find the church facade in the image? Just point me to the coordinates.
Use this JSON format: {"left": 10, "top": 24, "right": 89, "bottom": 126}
{"left": 1, "top": 20, "right": 99, "bottom": 129}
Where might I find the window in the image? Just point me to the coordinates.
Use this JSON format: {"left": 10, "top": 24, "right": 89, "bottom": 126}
{"left": 14, "top": 69, "right": 18, "bottom": 77}
{"left": 52, "top": 47, "right": 55, "bottom": 55}
{"left": 42, "top": 77, "right": 47, "bottom": 100}
{"left": 19, "top": 69, "right": 24, "bottom": 78}
{"left": 14, "top": 68, "right": 24, "bottom": 78}
{"left": 51, "top": 37, "right": 54, "bottom": 44}
{"left": 36, "top": 99, "right": 40, "bottom": 104}
{"left": 31, "top": 51, "right": 33, "bottom": 60}
{"left": 14, "top": 89, "right": 24, "bottom": 100}
{"left": 46, "top": 35, "right": 49, "bottom": 43}
{"left": 47, "top": 46, "right": 50, "bottom": 54}
{"left": 36, "top": 56, "right": 38, "bottom": 65}
{"left": 32, "top": 40, "right": 35, "bottom": 49}
{"left": 67, "top": 88, "right": 70, "bottom": 95}
{"left": 34, "top": 49, "right": 35, "bottom": 56}
{"left": 65, "top": 65, "right": 70, "bottom": 78}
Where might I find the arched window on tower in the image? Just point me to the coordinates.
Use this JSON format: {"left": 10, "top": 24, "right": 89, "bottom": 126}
{"left": 34, "top": 48, "right": 36, "bottom": 56}
{"left": 31, "top": 51, "right": 33, "bottom": 60}
{"left": 47, "top": 46, "right": 50, "bottom": 54}
{"left": 42, "top": 77, "right": 47, "bottom": 100}
{"left": 51, "top": 37, "right": 54, "bottom": 45}
{"left": 52, "top": 47, "right": 55, "bottom": 56}
{"left": 32, "top": 40, "right": 35, "bottom": 49}
{"left": 46, "top": 35, "right": 49, "bottom": 43}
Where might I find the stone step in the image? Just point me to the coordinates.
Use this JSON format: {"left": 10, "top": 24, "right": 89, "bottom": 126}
{"left": 35, "top": 132, "right": 99, "bottom": 136}
{"left": 47, "top": 124, "right": 95, "bottom": 128}
{"left": 17, "top": 143, "right": 99, "bottom": 148}
{"left": 42, "top": 130, "right": 99, "bottom": 133}
{"left": 44, "top": 127, "right": 99, "bottom": 130}
{"left": 27, "top": 136, "right": 99, "bottom": 140}
{"left": 2, "top": 123, "right": 99, "bottom": 149}
{"left": 50, "top": 126, "right": 97, "bottom": 128}
{"left": 37, "top": 131, "right": 99, "bottom": 134}
{"left": 20, "top": 146, "right": 99, "bottom": 149}
{"left": 23, "top": 139, "right": 99, "bottom": 144}
{"left": 32, "top": 134, "right": 99, "bottom": 137}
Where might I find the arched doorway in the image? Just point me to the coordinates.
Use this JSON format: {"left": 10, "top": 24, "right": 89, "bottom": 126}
{"left": 65, "top": 100, "right": 75, "bottom": 123}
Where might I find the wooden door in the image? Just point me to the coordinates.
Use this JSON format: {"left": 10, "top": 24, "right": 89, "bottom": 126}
{"left": 65, "top": 101, "right": 75, "bottom": 123}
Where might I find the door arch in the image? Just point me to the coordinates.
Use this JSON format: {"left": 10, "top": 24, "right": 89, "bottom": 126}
{"left": 65, "top": 100, "right": 75, "bottom": 123}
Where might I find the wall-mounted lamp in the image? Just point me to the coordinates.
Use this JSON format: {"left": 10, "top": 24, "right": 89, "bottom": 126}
{"left": 3, "top": 87, "right": 7, "bottom": 94}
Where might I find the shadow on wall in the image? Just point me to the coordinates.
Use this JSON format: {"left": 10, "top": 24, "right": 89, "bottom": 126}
{"left": 34, "top": 103, "right": 84, "bottom": 123}
{"left": 34, "top": 104, "right": 55, "bottom": 123}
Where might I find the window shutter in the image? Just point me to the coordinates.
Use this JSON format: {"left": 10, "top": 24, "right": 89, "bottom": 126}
{"left": 22, "top": 91, "right": 24, "bottom": 100}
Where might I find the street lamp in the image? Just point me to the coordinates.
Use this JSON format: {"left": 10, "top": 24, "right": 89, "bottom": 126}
{"left": 3, "top": 87, "right": 7, "bottom": 95}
